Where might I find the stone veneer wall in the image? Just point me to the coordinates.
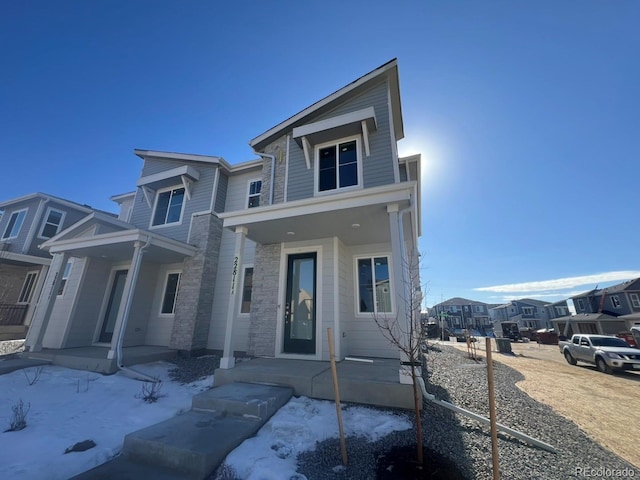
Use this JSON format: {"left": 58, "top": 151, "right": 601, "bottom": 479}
{"left": 259, "top": 135, "right": 287, "bottom": 206}
{"left": 248, "top": 243, "right": 281, "bottom": 356}
{"left": 170, "top": 213, "right": 223, "bottom": 354}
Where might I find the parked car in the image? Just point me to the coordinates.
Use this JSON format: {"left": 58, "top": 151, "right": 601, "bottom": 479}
{"left": 559, "top": 334, "right": 640, "bottom": 374}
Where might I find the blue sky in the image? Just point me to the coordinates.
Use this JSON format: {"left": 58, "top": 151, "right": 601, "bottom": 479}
{"left": 1, "top": 1, "right": 639, "bottom": 307}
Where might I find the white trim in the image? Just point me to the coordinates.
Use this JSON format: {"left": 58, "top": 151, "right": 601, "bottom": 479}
{"left": 159, "top": 270, "right": 182, "bottom": 316}
{"left": 276, "top": 244, "right": 323, "bottom": 360}
{"left": 141, "top": 186, "right": 154, "bottom": 208}
{"left": 0, "top": 193, "right": 93, "bottom": 213}
{"left": 313, "top": 135, "right": 363, "bottom": 197}
{"left": 284, "top": 134, "right": 290, "bottom": 202}
{"left": 292, "top": 107, "right": 377, "bottom": 140}
{"left": 0, "top": 251, "right": 51, "bottom": 266}
{"left": 56, "top": 259, "right": 74, "bottom": 297}
{"left": 2, "top": 208, "right": 28, "bottom": 240}
{"left": 210, "top": 168, "right": 220, "bottom": 213}
{"left": 353, "top": 253, "right": 395, "bottom": 317}
{"left": 302, "top": 136, "right": 312, "bottom": 170}
{"left": 630, "top": 293, "right": 640, "bottom": 309}
{"left": 38, "top": 207, "right": 67, "bottom": 240}
{"left": 149, "top": 184, "right": 187, "bottom": 229}
{"left": 388, "top": 83, "right": 400, "bottom": 184}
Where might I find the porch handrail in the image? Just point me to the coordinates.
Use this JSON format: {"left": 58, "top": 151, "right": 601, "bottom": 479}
{"left": 0, "top": 304, "right": 29, "bottom": 326}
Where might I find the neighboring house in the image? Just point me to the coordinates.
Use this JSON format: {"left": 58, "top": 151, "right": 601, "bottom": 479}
{"left": 25, "top": 59, "right": 422, "bottom": 374}
{"left": 430, "top": 297, "right": 493, "bottom": 335}
{"left": 0, "top": 193, "right": 100, "bottom": 339}
{"left": 553, "top": 278, "right": 640, "bottom": 336}
{"left": 490, "top": 298, "right": 570, "bottom": 332}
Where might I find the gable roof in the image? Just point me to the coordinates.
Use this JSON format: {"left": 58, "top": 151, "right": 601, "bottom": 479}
{"left": 572, "top": 277, "right": 640, "bottom": 299}
{"left": 249, "top": 59, "right": 403, "bottom": 151}
{"left": 0, "top": 192, "right": 97, "bottom": 213}
{"left": 433, "top": 297, "right": 489, "bottom": 307}
{"left": 133, "top": 149, "right": 263, "bottom": 174}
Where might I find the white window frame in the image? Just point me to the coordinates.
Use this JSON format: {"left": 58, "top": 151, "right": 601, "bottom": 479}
{"left": 354, "top": 254, "right": 394, "bottom": 316}
{"left": 610, "top": 295, "right": 621, "bottom": 309}
{"left": 247, "top": 179, "right": 262, "bottom": 209}
{"left": 630, "top": 293, "right": 640, "bottom": 308}
{"left": 239, "top": 265, "right": 254, "bottom": 315}
{"left": 577, "top": 299, "right": 585, "bottom": 311}
{"left": 2, "top": 208, "right": 28, "bottom": 240}
{"left": 314, "top": 135, "right": 363, "bottom": 196}
{"left": 449, "top": 305, "right": 458, "bottom": 312}
{"left": 18, "top": 271, "right": 39, "bottom": 304}
{"left": 522, "top": 307, "right": 534, "bottom": 316}
{"left": 150, "top": 185, "right": 186, "bottom": 228}
{"left": 159, "top": 271, "right": 181, "bottom": 315}
{"left": 38, "top": 207, "right": 66, "bottom": 239}
{"left": 57, "top": 260, "right": 73, "bottom": 297}
{"left": 475, "top": 305, "right": 483, "bottom": 313}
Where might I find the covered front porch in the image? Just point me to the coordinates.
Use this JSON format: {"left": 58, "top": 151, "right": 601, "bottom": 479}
{"left": 26, "top": 345, "right": 177, "bottom": 374}
{"left": 214, "top": 356, "right": 419, "bottom": 410}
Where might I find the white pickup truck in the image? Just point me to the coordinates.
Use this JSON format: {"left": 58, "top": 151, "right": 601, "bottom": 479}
{"left": 559, "top": 334, "right": 640, "bottom": 374}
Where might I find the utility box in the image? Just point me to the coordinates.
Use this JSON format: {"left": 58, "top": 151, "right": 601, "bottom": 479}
{"left": 495, "top": 338, "right": 512, "bottom": 354}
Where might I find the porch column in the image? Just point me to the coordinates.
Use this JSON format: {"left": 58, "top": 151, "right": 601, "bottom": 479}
{"left": 220, "top": 226, "right": 248, "bottom": 369}
{"left": 27, "top": 253, "right": 69, "bottom": 352}
{"left": 108, "top": 240, "right": 147, "bottom": 361}
{"left": 388, "top": 204, "right": 412, "bottom": 383}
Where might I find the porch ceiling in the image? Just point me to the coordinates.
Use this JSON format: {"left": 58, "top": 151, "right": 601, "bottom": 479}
{"left": 220, "top": 183, "right": 415, "bottom": 245}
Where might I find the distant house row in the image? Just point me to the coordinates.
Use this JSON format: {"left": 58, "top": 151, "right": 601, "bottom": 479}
{"left": 429, "top": 297, "right": 570, "bottom": 336}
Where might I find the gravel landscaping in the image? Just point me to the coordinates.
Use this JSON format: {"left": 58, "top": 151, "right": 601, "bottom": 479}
{"left": 0, "top": 340, "right": 25, "bottom": 357}
{"left": 294, "top": 343, "right": 638, "bottom": 479}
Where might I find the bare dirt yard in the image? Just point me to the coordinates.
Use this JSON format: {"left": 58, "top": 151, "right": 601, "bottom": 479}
{"left": 445, "top": 339, "right": 640, "bottom": 469}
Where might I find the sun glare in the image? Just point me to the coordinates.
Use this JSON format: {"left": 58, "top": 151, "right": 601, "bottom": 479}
{"left": 397, "top": 136, "right": 444, "bottom": 192}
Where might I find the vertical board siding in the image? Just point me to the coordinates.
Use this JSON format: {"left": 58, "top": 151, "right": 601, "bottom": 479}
{"left": 129, "top": 159, "right": 218, "bottom": 243}
{"left": 286, "top": 80, "right": 395, "bottom": 202}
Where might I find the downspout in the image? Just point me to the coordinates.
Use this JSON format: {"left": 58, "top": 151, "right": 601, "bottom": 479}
{"left": 116, "top": 236, "right": 156, "bottom": 382}
{"left": 253, "top": 151, "right": 276, "bottom": 205}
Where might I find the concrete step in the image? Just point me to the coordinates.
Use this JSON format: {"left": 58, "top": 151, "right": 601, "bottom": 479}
{"left": 121, "top": 409, "right": 261, "bottom": 478}
{"left": 192, "top": 381, "right": 293, "bottom": 417}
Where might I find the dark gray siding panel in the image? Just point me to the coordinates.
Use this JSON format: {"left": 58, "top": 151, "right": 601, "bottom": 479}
{"left": 129, "top": 159, "right": 217, "bottom": 243}
{"left": 0, "top": 197, "right": 43, "bottom": 255}
{"left": 215, "top": 173, "right": 228, "bottom": 213}
{"left": 285, "top": 79, "right": 395, "bottom": 201}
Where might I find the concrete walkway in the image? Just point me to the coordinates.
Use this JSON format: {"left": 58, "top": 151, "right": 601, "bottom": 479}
{"left": 0, "top": 354, "right": 50, "bottom": 375}
{"left": 72, "top": 382, "right": 293, "bottom": 480}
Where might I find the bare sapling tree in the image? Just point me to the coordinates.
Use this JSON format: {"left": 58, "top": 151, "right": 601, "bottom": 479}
{"left": 371, "top": 252, "right": 425, "bottom": 466}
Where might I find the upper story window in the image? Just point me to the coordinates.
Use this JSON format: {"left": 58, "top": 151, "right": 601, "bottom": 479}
{"left": 576, "top": 299, "right": 585, "bottom": 311}
{"left": 555, "top": 306, "right": 568, "bottom": 316}
{"left": 247, "top": 180, "right": 262, "bottom": 208}
{"left": 522, "top": 307, "right": 534, "bottom": 316}
{"left": 2, "top": 209, "right": 27, "bottom": 240}
{"left": 474, "top": 305, "right": 483, "bottom": 313}
{"left": 315, "top": 137, "right": 361, "bottom": 194}
{"left": 610, "top": 295, "right": 621, "bottom": 309}
{"left": 39, "top": 208, "right": 65, "bottom": 239}
{"left": 449, "top": 305, "right": 458, "bottom": 312}
{"left": 630, "top": 293, "right": 640, "bottom": 308}
{"left": 151, "top": 187, "right": 185, "bottom": 227}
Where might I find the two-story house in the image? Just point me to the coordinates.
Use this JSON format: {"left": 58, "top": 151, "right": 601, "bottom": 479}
{"left": 552, "top": 279, "right": 640, "bottom": 336}
{"left": 430, "top": 297, "right": 493, "bottom": 335}
{"left": 24, "top": 59, "right": 422, "bottom": 375}
{"left": 491, "top": 298, "right": 571, "bottom": 334}
{"left": 0, "top": 193, "right": 99, "bottom": 340}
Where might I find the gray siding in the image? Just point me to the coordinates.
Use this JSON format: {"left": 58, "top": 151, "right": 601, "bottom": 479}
{"left": 0, "top": 197, "right": 41, "bottom": 254}
{"left": 129, "top": 158, "right": 218, "bottom": 243}
{"left": 215, "top": 173, "right": 228, "bottom": 213}
{"left": 145, "top": 263, "right": 183, "bottom": 346}
{"left": 124, "top": 262, "right": 160, "bottom": 346}
{"left": 27, "top": 201, "right": 88, "bottom": 257}
{"left": 286, "top": 80, "right": 395, "bottom": 201}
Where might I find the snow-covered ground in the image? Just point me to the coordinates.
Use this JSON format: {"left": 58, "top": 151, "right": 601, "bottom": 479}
{"left": 0, "top": 361, "right": 411, "bottom": 479}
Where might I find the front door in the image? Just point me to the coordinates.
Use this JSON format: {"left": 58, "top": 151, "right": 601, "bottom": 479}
{"left": 99, "top": 269, "right": 128, "bottom": 343}
{"left": 283, "top": 253, "right": 317, "bottom": 354}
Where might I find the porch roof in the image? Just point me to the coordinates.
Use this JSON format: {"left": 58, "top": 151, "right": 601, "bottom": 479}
{"left": 43, "top": 229, "right": 197, "bottom": 263}
{"left": 218, "top": 182, "right": 415, "bottom": 245}
{"left": 0, "top": 251, "right": 51, "bottom": 267}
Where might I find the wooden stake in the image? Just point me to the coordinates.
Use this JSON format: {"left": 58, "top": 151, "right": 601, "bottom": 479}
{"left": 486, "top": 337, "right": 500, "bottom": 479}
{"left": 327, "top": 328, "right": 348, "bottom": 465}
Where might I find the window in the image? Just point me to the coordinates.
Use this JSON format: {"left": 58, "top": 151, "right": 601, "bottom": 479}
{"left": 317, "top": 138, "right": 360, "bottom": 193}
{"left": 240, "top": 267, "right": 254, "bottom": 314}
{"left": 555, "top": 306, "right": 568, "bottom": 316}
{"left": 577, "top": 299, "right": 585, "bottom": 311}
{"left": 247, "top": 180, "right": 262, "bottom": 208}
{"left": 451, "top": 316, "right": 461, "bottom": 326}
{"left": 2, "top": 209, "right": 27, "bottom": 240}
{"left": 522, "top": 307, "right": 534, "bottom": 316}
{"left": 630, "top": 293, "right": 640, "bottom": 308}
{"left": 610, "top": 295, "right": 621, "bottom": 309}
{"left": 39, "top": 208, "right": 65, "bottom": 239}
{"left": 18, "top": 272, "right": 39, "bottom": 303}
{"left": 357, "top": 256, "right": 392, "bottom": 314}
{"left": 475, "top": 305, "right": 483, "bottom": 313}
{"left": 161, "top": 272, "right": 181, "bottom": 314}
{"left": 57, "top": 260, "right": 73, "bottom": 296}
{"left": 449, "top": 305, "right": 458, "bottom": 312}
{"left": 152, "top": 187, "right": 185, "bottom": 227}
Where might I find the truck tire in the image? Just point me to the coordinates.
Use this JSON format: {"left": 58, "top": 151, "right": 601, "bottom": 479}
{"left": 596, "top": 357, "right": 612, "bottom": 374}
{"left": 564, "top": 351, "right": 577, "bottom": 366}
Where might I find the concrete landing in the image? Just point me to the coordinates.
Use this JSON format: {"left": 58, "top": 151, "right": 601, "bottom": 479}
{"left": 73, "top": 382, "right": 292, "bottom": 480}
